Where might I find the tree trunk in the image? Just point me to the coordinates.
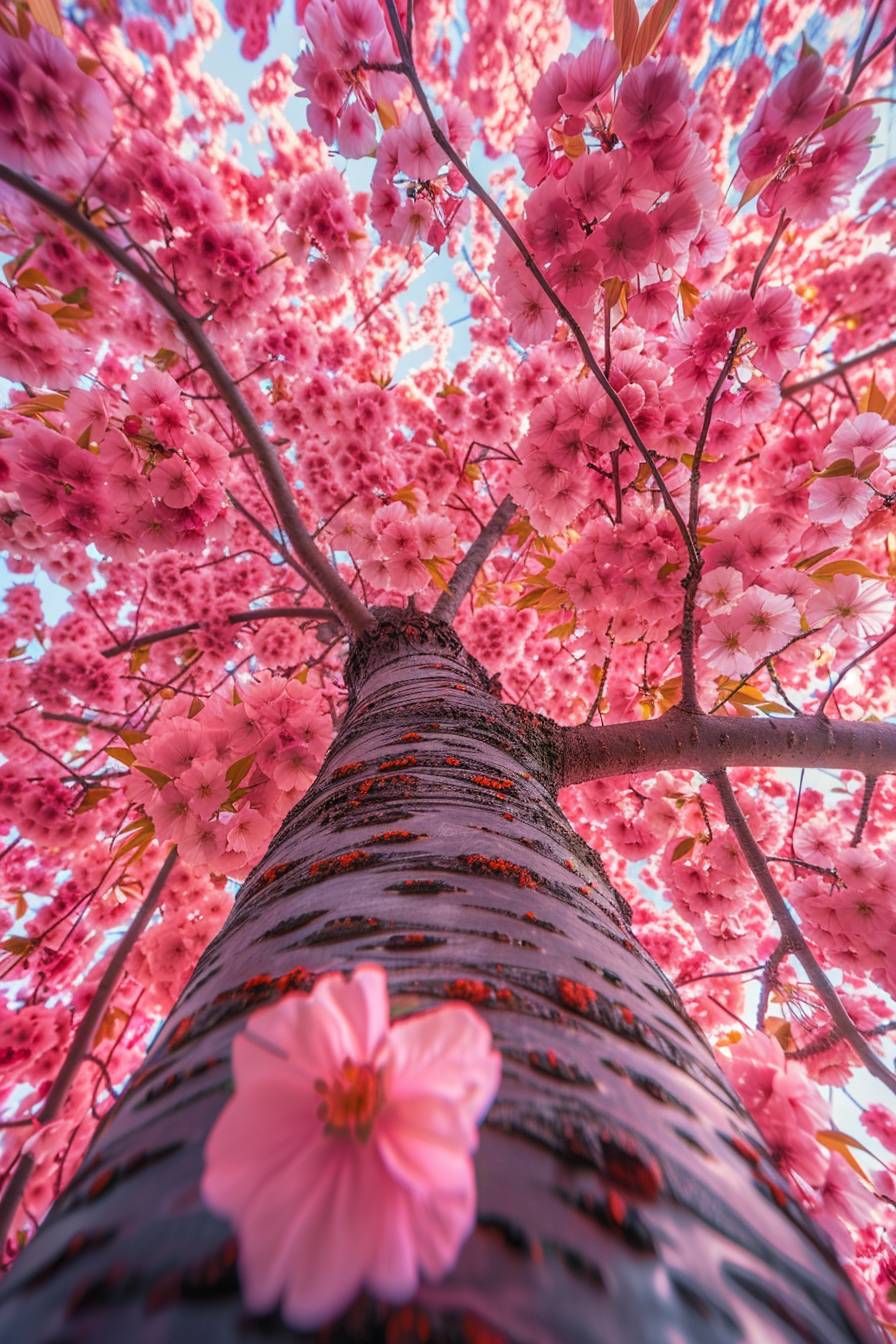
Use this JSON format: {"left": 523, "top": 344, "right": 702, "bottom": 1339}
{"left": 0, "top": 611, "right": 880, "bottom": 1344}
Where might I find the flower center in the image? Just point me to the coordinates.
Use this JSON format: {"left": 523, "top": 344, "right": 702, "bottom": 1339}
{"left": 316, "top": 1059, "right": 383, "bottom": 1141}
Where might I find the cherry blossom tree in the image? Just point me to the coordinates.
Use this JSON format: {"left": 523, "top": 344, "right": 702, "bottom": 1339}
{"left": 0, "top": 0, "right": 895, "bottom": 1337}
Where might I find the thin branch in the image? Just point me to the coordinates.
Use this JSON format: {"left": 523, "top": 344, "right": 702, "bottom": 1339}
{"left": 381, "top": 0, "right": 700, "bottom": 580}
{"left": 709, "top": 771, "right": 896, "bottom": 1097}
{"left": 790, "top": 1018, "right": 896, "bottom": 1061}
{"left": 560, "top": 708, "right": 896, "bottom": 786}
{"left": 850, "top": 774, "right": 878, "bottom": 847}
{"left": 226, "top": 491, "right": 309, "bottom": 579}
{"left": 815, "top": 623, "right": 896, "bottom": 716}
{"left": 0, "top": 848, "right": 178, "bottom": 1251}
{"left": 432, "top": 495, "right": 516, "bottom": 624}
{"left": 101, "top": 605, "right": 333, "bottom": 658}
{"left": 782, "top": 334, "right": 896, "bottom": 397}
{"left": 0, "top": 165, "right": 373, "bottom": 638}
{"left": 756, "top": 937, "right": 790, "bottom": 1028}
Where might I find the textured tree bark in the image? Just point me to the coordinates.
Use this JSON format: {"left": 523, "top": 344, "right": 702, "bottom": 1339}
{"left": 0, "top": 612, "right": 881, "bottom": 1344}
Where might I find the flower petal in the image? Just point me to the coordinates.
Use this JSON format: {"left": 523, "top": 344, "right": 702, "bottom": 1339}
{"left": 311, "top": 963, "right": 389, "bottom": 1062}
{"left": 387, "top": 1002, "right": 501, "bottom": 1128}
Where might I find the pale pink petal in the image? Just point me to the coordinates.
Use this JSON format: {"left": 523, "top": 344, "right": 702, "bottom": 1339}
{"left": 279, "top": 1145, "right": 378, "bottom": 1327}
{"left": 201, "top": 1076, "right": 319, "bottom": 1206}
{"left": 311, "top": 962, "right": 390, "bottom": 1061}
{"left": 376, "top": 1093, "right": 473, "bottom": 1192}
{"left": 387, "top": 1002, "right": 502, "bottom": 1127}
{"left": 234, "top": 996, "right": 349, "bottom": 1084}
{"left": 239, "top": 1141, "right": 350, "bottom": 1316}
{"left": 407, "top": 1180, "right": 476, "bottom": 1279}
{"left": 365, "top": 1179, "right": 419, "bottom": 1300}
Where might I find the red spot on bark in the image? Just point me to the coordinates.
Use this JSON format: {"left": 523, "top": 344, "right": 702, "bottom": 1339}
{"left": 461, "top": 1314, "right": 506, "bottom": 1344}
{"left": 606, "top": 1190, "right": 627, "bottom": 1225}
{"left": 496, "top": 987, "right": 513, "bottom": 1004}
{"left": 400, "top": 732, "right": 423, "bottom": 743}
{"left": 469, "top": 775, "right": 514, "bottom": 792}
{"left": 502, "top": 811, "right": 514, "bottom": 820}
{"left": 564, "top": 860, "right": 575, "bottom": 871}
{"left": 730, "top": 1134, "right": 762, "bottom": 1165}
{"left": 309, "top": 850, "right": 370, "bottom": 879}
{"left": 87, "top": 1170, "right": 115, "bottom": 1199}
{"left": 524, "top": 911, "right": 535, "bottom": 920}
{"left": 444, "top": 755, "right": 461, "bottom": 766}
{"left": 379, "top": 755, "right": 417, "bottom": 771}
{"left": 167, "top": 1015, "right": 194, "bottom": 1052}
{"left": 333, "top": 760, "right": 365, "bottom": 779}
{"left": 463, "top": 854, "right": 537, "bottom": 888}
{"left": 386, "top": 1307, "right": 432, "bottom": 1343}
{"left": 557, "top": 977, "right": 597, "bottom": 1014}
{"left": 620, "top": 1006, "right": 635, "bottom": 1025}
{"left": 365, "top": 830, "right": 423, "bottom": 844}
{"left": 446, "top": 978, "right": 492, "bottom": 1004}
{"left": 261, "top": 862, "right": 290, "bottom": 884}
{"left": 601, "top": 1133, "right": 663, "bottom": 1200}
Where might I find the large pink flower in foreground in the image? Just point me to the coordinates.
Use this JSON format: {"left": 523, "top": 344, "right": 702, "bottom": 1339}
{"left": 201, "top": 964, "right": 501, "bottom": 1327}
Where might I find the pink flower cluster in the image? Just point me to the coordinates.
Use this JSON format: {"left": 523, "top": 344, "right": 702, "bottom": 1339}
{"left": 125, "top": 671, "right": 331, "bottom": 875}
{"left": 332, "top": 500, "right": 456, "bottom": 595}
{"left": 669, "top": 283, "right": 807, "bottom": 396}
{"left": 278, "top": 169, "right": 370, "bottom": 295}
{"left": 792, "top": 847, "right": 896, "bottom": 999}
{"left": 0, "top": 26, "right": 112, "bottom": 182}
{"left": 738, "top": 53, "right": 878, "bottom": 227}
{"left": 722, "top": 1031, "right": 874, "bottom": 1255}
{"left": 495, "top": 46, "right": 723, "bottom": 342}
{"left": 294, "top": 0, "right": 400, "bottom": 151}
{"left": 3, "top": 373, "right": 229, "bottom": 572}
{"left": 0, "top": 288, "right": 88, "bottom": 390}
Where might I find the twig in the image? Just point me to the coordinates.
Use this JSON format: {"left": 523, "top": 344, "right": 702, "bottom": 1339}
{"left": 782, "top": 334, "right": 896, "bottom": 397}
{"left": 0, "top": 848, "right": 178, "bottom": 1251}
{"left": 101, "top": 606, "right": 333, "bottom": 658}
{"left": 850, "top": 774, "right": 878, "bottom": 847}
{"left": 709, "top": 770, "right": 896, "bottom": 1097}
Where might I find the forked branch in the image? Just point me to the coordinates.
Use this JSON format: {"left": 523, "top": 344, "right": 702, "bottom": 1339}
{"left": 0, "top": 166, "right": 373, "bottom": 637}
{"left": 709, "top": 771, "right": 896, "bottom": 1097}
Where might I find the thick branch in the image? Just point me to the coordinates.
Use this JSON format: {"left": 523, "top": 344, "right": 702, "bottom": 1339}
{"left": 560, "top": 709, "right": 896, "bottom": 786}
{"left": 709, "top": 771, "right": 896, "bottom": 1097}
{"left": 0, "top": 847, "right": 178, "bottom": 1251}
{"left": 101, "top": 605, "right": 333, "bottom": 658}
{"left": 432, "top": 494, "right": 516, "bottom": 623}
{"left": 782, "top": 334, "right": 896, "bottom": 397}
{"left": 0, "top": 166, "right": 373, "bottom": 638}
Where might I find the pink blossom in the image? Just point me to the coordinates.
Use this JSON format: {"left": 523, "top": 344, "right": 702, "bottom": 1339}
{"left": 557, "top": 38, "right": 619, "bottom": 117}
{"left": 699, "top": 566, "right": 744, "bottom": 611}
{"left": 337, "top": 103, "right": 376, "bottom": 158}
{"left": 701, "top": 610, "right": 755, "bottom": 676}
{"left": 202, "top": 965, "right": 500, "bottom": 1327}
{"left": 826, "top": 413, "right": 896, "bottom": 472}
{"left": 807, "top": 575, "right": 893, "bottom": 640}
{"left": 735, "top": 586, "right": 800, "bottom": 657}
{"left": 808, "top": 475, "right": 869, "bottom": 529}
{"left": 396, "top": 111, "right": 444, "bottom": 181}
{"left": 862, "top": 1103, "right": 896, "bottom": 1155}
{"left": 593, "top": 207, "right": 655, "bottom": 279}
